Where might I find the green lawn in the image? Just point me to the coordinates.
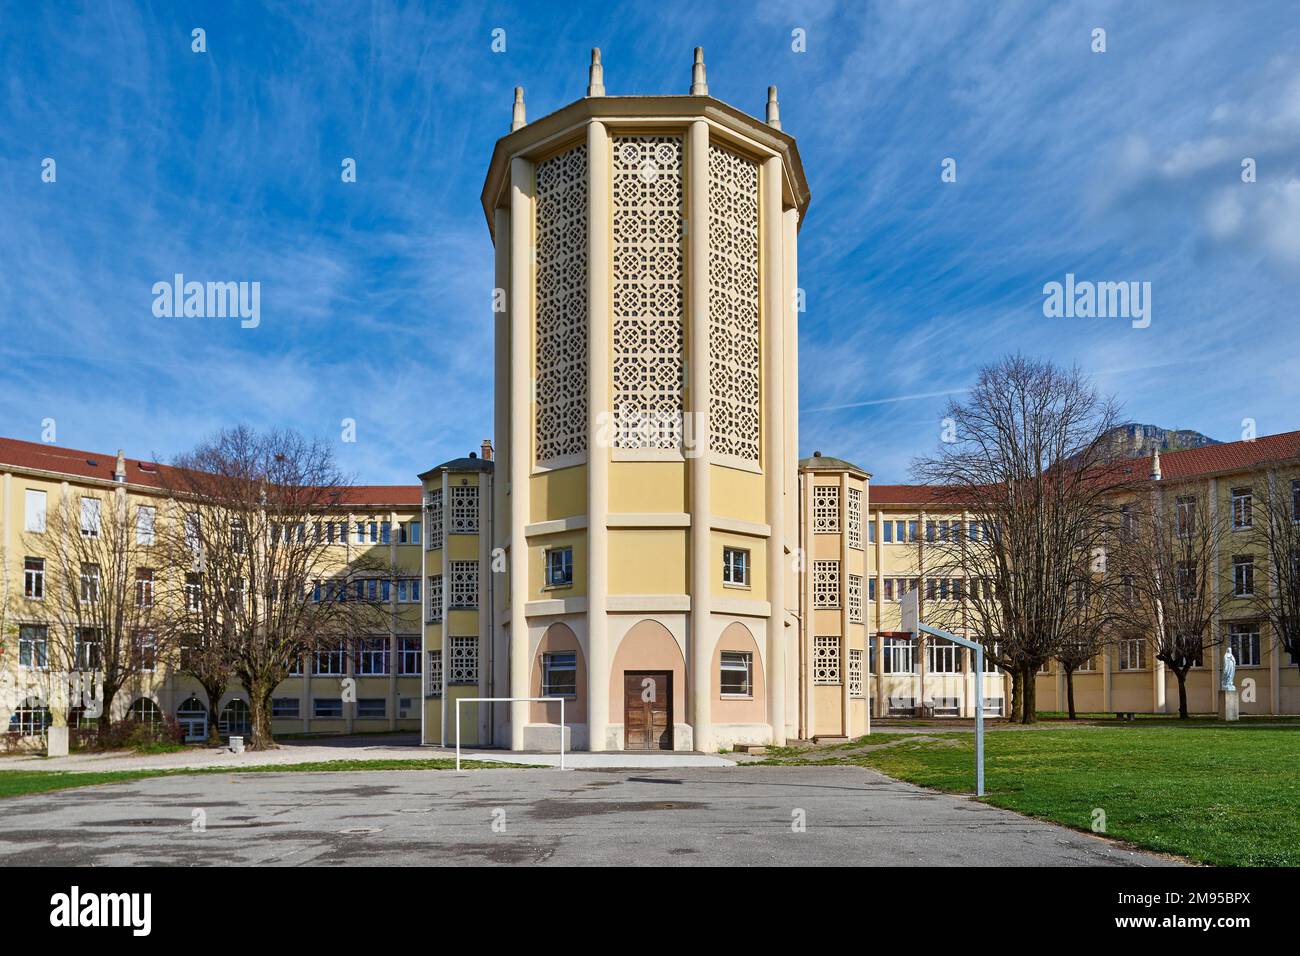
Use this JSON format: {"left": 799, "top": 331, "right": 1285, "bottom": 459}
{"left": 758, "top": 724, "right": 1300, "bottom": 866}
{"left": 0, "top": 757, "right": 515, "bottom": 800}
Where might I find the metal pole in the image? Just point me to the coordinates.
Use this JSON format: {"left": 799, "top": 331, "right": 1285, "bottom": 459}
{"left": 455, "top": 698, "right": 461, "bottom": 771}
{"left": 560, "top": 698, "right": 565, "bottom": 771}
{"left": 975, "top": 647, "right": 984, "bottom": 797}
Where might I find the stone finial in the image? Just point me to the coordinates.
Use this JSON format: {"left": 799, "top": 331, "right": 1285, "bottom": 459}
{"left": 690, "top": 47, "right": 708, "bottom": 95}
{"left": 587, "top": 48, "right": 605, "bottom": 97}
{"left": 114, "top": 449, "right": 127, "bottom": 482}
{"left": 1150, "top": 445, "right": 1162, "bottom": 481}
{"left": 511, "top": 87, "right": 526, "bottom": 131}
{"left": 766, "top": 86, "right": 781, "bottom": 129}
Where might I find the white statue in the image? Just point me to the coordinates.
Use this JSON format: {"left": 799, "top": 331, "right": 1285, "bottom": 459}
{"left": 1221, "top": 646, "right": 1236, "bottom": 692}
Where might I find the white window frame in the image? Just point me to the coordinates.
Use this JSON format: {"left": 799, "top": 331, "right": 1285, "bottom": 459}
{"left": 883, "top": 636, "right": 915, "bottom": 674}
{"left": 24, "top": 489, "right": 47, "bottom": 532}
{"left": 18, "top": 625, "right": 49, "bottom": 670}
{"left": 722, "top": 547, "right": 750, "bottom": 587}
{"left": 1227, "top": 624, "right": 1261, "bottom": 667}
{"left": 542, "top": 651, "right": 578, "bottom": 698}
{"left": 23, "top": 557, "right": 44, "bottom": 601}
{"left": 1231, "top": 488, "right": 1253, "bottom": 530}
{"left": 720, "top": 650, "right": 753, "bottom": 698}
{"left": 545, "top": 547, "right": 574, "bottom": 588}
{"left": 136, "top": 506, "right": 156, "bottom": 545}
{"left": 80, "top": 497, "right": 101, "bottom": 538}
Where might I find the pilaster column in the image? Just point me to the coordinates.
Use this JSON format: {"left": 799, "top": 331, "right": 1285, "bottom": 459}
{"left": 839, "top": 472, "right": 851, "bottom": 735}
{"left": 763, "top": 155, "right": 788, "bottom": 746}
{"left": 508, "top": 156, "right": 533, "bottom": 750}
{"left": 782, "top": 206, "right": 800, "bottom": 741}
{"left": 493, "top": 206, "right": 511, "bottom": 744}
{"left": 587, "top": 120, "right": 613, "bottom": 752}
{"left": 686, "top": 120, "right": 714, "bottom": 752}
{"left": 439, "top": 469, "right": 450, "bottom": 745}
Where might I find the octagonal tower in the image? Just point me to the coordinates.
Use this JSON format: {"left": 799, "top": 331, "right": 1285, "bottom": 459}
{"left": 481, "top": 49, "right": 809, "bottom": 752}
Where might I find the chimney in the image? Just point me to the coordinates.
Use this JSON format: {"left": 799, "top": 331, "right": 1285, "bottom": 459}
{"left": 114, "top": 449, "right": 127, "bottom": 483}
{"left": 481, "top": 438, "right": 494, "bottom": 462}
{"left": 766, "top": 86, "right": 782, "bottom": 129}
{"left": 1150, "top": 445, "right": 1162, "bottom": 481}
{"left": 587, "top": 48, "right": 605, "bottom": 97}
{"left": 511, "top": 87, "right": 526, "bottom": 131}
{"left": 690, "top": 47, "right": 708, "bottom": 95}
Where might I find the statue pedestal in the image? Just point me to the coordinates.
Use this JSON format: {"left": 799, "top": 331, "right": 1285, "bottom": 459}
{"left": 1221, "top": 689, "right": 1240, "bottom": 722}
{"left": 46, "top": 726, "right": 69, "bottom": 757}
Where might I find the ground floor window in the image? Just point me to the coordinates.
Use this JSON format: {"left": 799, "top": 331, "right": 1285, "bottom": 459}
{"left": 927, "top": 641, "right": 961, "bottom": 673}
{"left": 313, "top": 698, "right": 343, "bottom": 718}
{"left": 719, "top": 651, "right": 752, "bottom": 697}
{"left": 128, "top": 698, "right": 161, "bottom": 725}
{"left": 542, "top": 652, "right": 578, "bottom": 698}
{"left": 356, "top": 698, "right": 386, "bottom": 719}
{"left": 398, "top": 636, "right": 421, "bottom": 675}
{"left": 1227, "top": 624, "right": 1261, "bottom": 667}
{"left": 1118, "top": 638, "right": 1147, "bottom": 670}
{"left": 883, "top": 636, "right": 914, "bottom": 674}
{"left": 982, "top": 697, "right": 1004, "bottom": 717}
{"left": 220, "top": 698, "right": 251, "bottom": 735}
{"left": 271, "top": 698, "right": 300, "bottom": 718}
{"left": 7, "top": 698, "right": 51, "bottom": 736}
{"left": 18, "top": 624, "right": 48, "bottom": 669}
{"left": 356, "top": 637, "right": 390, "bottom": 675}
{"left": 932, "top": 696, "right": 960, "bottom": 716}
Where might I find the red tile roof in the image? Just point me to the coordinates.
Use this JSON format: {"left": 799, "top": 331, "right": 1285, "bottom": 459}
{"left": 0, "top": 436, "right": 422, "bottom": 508}
{"left": 867, "top": 430, "right": 1300, "bottom": 505}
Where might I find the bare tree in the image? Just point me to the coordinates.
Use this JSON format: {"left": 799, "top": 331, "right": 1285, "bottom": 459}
{"left": 913, "top": 355, "right": 1129, "bottom": 723}
{"left": 1056, "top": 562, "right": 1119, "bottom": 720}
{"left": 1110, "top": 490, "right": 1234, "bottom": 718}
{"left": 1250, "top": 465, "right": 1300, "bottom": 673}
{"left": 24, "top": 488, "right": 166, "bottom": 731}
{"left": 159, "top": 426, "right": 388, "bottom": 750}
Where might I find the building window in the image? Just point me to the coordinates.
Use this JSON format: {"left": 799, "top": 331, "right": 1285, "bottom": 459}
{"left": 80, "top": 563, "right": 100, "bottom": 604}
{"left": 75, "top": 627, "right": 101, "bottom": 669}
{"left": 132, "top": 505, "right": 155, "bottom": 545}
{"left": 271, "top": 698, "right": 300, "bottom": 718}
{"left": 1232, "top": 487, "right": 1253, "bottom": 529}
{"left": 867, "top": 520, "right": 876, "bottom": 544}
{"left": 847, "top": 487, "right": 863, "bottom": 550}
{"left": 1120, "top": 504, "right": 1137, "bottom": 540}
{"left": 722, "top": 547, "right": 749, "bottom": 587}
{"left": 720, "top": 651, "right": 753, "bottom": 697}
{"left": 426, "top": 490, "right": 444, "bottom": 550}
{"left": 1232, "top": 556, "right": 1254, "bottom": 597}
{"left": 313, "top": 643, "right": 346, "bottom": 676}
{"left": 23, "top": 557, "right": 44, "bottom": 600}
{"left": 427, "top": 575, "right": 443, "bottom": 622}
{"left": 542, "top": 652, "right": 578, "bottom": 698}
{"left": 18, "top": 625, "right": 48, "bottom": 670}
{"left": 1118, "top": 638, "right": 1147, "bottom": 671}
{"left": 8, "top": 698, "right": 52, "bottom": 736}
{"left": 399, "top": 520, "right": 421, "bottom": 544}
{"left": 868, "top": 577, "right": 877, "bottom": 602}
{"left": 24, "top": 489, "right": 47, "bottom": 532}
{"left": 546, "top": 547, "right": 574, "bottom": 588}
{"left": 883, "top": 636, "right": 915, "bottom": 674}
{"left": 1292, "top": 479, "right": 1300, "bottom": 522}
{"left": 449, "top": 636, "right": 478, "bottom": 685}
{"left": 449, "top": 562, "right": 478, "bottom": 609}
{"left": 396, "top": 578, "right": 421, "bottom": 603}
{"left": 1227, "top": 624, "right": 1261, "bottom": 667}
{"left": 356, "top": 637, "right": 390, "bottom": 675}
{"left": 813, "top": 485, "right": 840, "bottom": 533}
{"left": 357, "top": 699, "right": 386, "bottom": 719}
{"left": 135, "top": 568, "right": 154, "bottom": 608}
{"left": 450, "top": 485, "right": 479, "bottom": 533}
{"left": 398, "top": 637, "right": 421, "bottom": 675}
{"left": 882, "top": 521, "right": 893, "bottom": 544}
{"left": 427, "top": 650, "right": 443, "bottom": 697}
{"left": 813, "top": 560, "right": 840, "bottom": 609}
{"left": 133, "top": 631, "right": 157, "bottom": 671}
{"left": 1175, "top": 496, "right": 1197, "bottom": 537}
{"left": 928, "top": 641, "right": 962, "bottom": 673}
{"left": 313, "top": 698, "right": 343, "bottom": 718}
{"left": 80, "top": 497, "right": 101, "bottom": 537}
{"left": 813, "top": 636, "right": 841, "bottom": 685}
{"left": 848, "top": 649, "right": 864, "bottom": 699}
{"left": 1176, "top": 561, "right": 1198, "bottom": 602}
{"left": 848, "top": 574, "right": 864, "bottom": 623}
{"left": 185, "top": 572, "right": 203, "bottom": 612}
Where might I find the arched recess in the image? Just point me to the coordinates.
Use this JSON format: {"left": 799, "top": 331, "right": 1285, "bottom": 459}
{"left": 127, "top": 697, "right": 163, "bottom": 725}
{"left": 711, "top": 621, "right": 766, "bottom": 725}
{"left": 609, "top": 619, "right": 686, "bottom": 726}
{"left": 530, "top": 622, "right": 587, "bottom": 724}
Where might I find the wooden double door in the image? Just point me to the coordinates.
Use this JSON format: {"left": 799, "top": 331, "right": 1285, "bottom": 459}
{"left": 623, "top": 671, "right": 673, "bottom": 750}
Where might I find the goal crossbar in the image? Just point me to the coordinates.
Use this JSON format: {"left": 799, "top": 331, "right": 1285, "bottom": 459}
{"left": 454, "top": 696, "right": 566, "bottom": 771}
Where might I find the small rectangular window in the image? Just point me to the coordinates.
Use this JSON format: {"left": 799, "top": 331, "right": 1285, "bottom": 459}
{"left": 80, "top": 497, "right": 101, "bottom": 537}
{"left": 313, "top": 698, "right": 343, "bottom": 718}
{"left": 272, "top": 698, "right": 300, "bottom": 718}
{"left": 545, "top": 547, "right": 574, "bottom": 588}
{"left": 136, "top": 506, "right": 156, "bottom": 545}
{"left": 722, "top": 547, "right": 750, "bottom": 587}
{"left": 23, "top": 557, "right": 44, "bottom": 600}
{"left": 882, "top": 521, "right": 893, "bottom": 544}
{"left": 542, "top": 652, "right": 577, "bottom": 698}
{"left": 1232, "top": 488, "right": 1253, "bottom": 530}
{"left": 24, "top": 489, "right": 47, "bottom": 532}
{"left": 720, "top": 650, "right": 753, "bottom": 697}
{"left": 356, "top": 698, "right": 386, "bottom": 719}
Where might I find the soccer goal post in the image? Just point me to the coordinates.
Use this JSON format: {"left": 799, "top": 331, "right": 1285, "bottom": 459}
{"left": 454, "top": 697, "right": 567, "bottom": 771}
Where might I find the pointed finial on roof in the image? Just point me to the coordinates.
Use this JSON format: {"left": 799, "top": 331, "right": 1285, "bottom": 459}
{"left": 511, "top": 87, "right": 526, "bottom": 131}
{"left": 114, "top": 449, "right": 127, "bottom": 483}
{"left": 766, "top": 85, "right": 781, "bottom": 129}
{"left": 1150, "top": 445, "right": 1162, "bottom": 481}
{"left": 690, "top": 47, "right": 708, "bottom": 95}
{"left": 587, "top": 48, "right": 605, "bottom": 97}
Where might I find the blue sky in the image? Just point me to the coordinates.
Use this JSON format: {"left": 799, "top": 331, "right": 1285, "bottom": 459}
{"left": 2, "top": 0, "right": 1298, "bottom": 484}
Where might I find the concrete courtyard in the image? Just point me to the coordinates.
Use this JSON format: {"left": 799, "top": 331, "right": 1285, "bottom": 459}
{"left": 0, "top": 764, "right": 1179, "bottom": 866}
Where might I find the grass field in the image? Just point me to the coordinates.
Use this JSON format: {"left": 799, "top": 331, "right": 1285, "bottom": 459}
{"left": 757, "top": 723, "right": 1300, "bottom": 866}
{"left": 0, "top": 757, "right": 514, "bottom": 800}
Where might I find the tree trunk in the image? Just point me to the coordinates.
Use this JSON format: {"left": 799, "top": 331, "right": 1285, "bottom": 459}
{"left": 1020, "top": 664, "right": 1038, "bottom": 724}
{"left": 1009, "top": 667, "right": 1023, "bottom": 722}
{"left": 248, "top": 682, "right": 277, "bottom": 751}
{"left": 1175, "top": 668, "right": 1190, "bottom": 719}
{"left": 1065, "top": 667, "right": 1077, "bottom": 720}
{"left": 201, "top": 682, "right": 227, "bottom": 746}
{"left": 97, "top": 687, "right": 117, "bottom": 734}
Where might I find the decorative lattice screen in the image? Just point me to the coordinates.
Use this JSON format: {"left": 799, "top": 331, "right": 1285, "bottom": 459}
{"left": 611, "top": 136, "right": 684, "bottom": 449}
{"left": 814, "top": 485, "right": 840, "bottom": 532}
{"left": 707, "top": 144, "right": 760, "bottom": 462}
{"left": 534, "top": 144, "right": 589, "bottom": 463}
{"left": 849, "top": 648, "right": 863, "bottom": 698}
{"left": 849, "top": 574, "right": 864, "bottom": 623}
{"left": 847, "top": 487, "right": 862, "bottom": 550}
{"left": 426, "top": 490, "right": 443, "bottom": 551}
{"left": 449, "top": 636, "right": 479, "bottom": 685}
{"left": 450, "top": 485, "right": 479, "bottom": 534}
{"left": 449, "top": 561, "right": 478, "bottom": 609}
{"left": 427, "top": 575, "right": 442, "bottom": 622}
{"left": 813, "top": 560, "right": 840, "bottom": 608}
{"left": 814, "top": 636, "right": 841, "bottom": 685}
